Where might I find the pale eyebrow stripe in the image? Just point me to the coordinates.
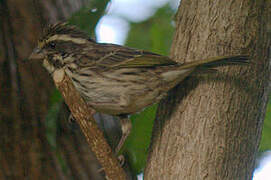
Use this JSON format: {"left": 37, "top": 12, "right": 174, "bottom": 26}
{"left": 46, "top": 34, "right": 88, "bottom": 44}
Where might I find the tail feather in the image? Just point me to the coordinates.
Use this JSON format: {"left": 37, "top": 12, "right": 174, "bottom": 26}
{"left": 179, "top": 55, "right": 249, "bottom": 70}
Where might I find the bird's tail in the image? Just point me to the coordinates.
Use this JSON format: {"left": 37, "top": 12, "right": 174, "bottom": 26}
{"left": 160, "top": 55, "right": 249, "bottom": 91}
{"left": 179, "top": 55, "right": 249, "bottom": 70}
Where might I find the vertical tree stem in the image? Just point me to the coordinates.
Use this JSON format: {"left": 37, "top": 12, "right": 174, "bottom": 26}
{"left": 146, "top": 0, "right": 271, "bottom": 179}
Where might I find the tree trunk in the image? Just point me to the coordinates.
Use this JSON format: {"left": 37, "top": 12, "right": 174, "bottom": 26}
{"left": 145, "top": 1, "right": 271, "bottom": 179}
{"left": 0, "top": 0, "right": 105, "bottom": 179}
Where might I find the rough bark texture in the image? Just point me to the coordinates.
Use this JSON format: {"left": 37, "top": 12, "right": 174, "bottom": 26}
{"left": 0, "top": 0, "right": 107, "bottom": 179}
{"left": 54, "top": 72, "right": 127, "bottom": 180}
{"left": 56, "top": 104, "right": 105, "bottom": 180}
{"left": 145, "top": 1, "right": 271, "bottom": 180}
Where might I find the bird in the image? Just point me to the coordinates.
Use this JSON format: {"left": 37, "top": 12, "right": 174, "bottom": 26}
{"left": 29, "top": 22, "right": 249, "bottom": 153}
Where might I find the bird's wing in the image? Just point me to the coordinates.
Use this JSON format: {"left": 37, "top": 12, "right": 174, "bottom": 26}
{"left": 85, "top": 43, "right": 177, "bottom": 68}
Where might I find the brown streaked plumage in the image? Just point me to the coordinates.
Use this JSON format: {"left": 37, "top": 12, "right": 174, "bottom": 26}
{"left": 29, "top": 22, "right": 249, "bottom": 153}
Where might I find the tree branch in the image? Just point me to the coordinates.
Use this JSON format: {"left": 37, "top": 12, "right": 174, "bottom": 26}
{"left": 53, "top": 69, "right": 127, "bottom": 180}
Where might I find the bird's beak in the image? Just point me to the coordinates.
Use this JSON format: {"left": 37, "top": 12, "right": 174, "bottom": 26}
{"left": 28, "top": 47, "right": 44, "bottom": 60}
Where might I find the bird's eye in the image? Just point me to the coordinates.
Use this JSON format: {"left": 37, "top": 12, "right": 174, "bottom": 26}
{"left": 49, "top": 42, "right": 56, "bottom": 49}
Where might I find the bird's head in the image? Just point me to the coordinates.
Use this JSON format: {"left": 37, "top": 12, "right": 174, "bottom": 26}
{"left": 29, "top": 22, "right": 94, "bottom": 73}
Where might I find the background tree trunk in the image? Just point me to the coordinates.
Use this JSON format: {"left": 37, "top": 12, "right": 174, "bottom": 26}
{"left": 145, "top": 0, "right": 271, "bottom": 179}
{"left": 0, "top": 0, "right": 106, "bottom": 179}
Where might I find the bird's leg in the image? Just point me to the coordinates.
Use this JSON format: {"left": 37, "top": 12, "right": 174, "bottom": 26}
{"left": 115, "top": 114, "right": 132, "bottom": 153}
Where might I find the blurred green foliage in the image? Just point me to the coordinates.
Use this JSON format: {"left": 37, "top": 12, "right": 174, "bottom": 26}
{"left": 68, "top": 0, "right": 109, "bottom": 36}
{"left": 126, "top": 5, "right": 175, "bottom": 55}
{"left": 122, "top": 105, "right": 157, "bottom": 174}
{"left": 259, "top": 98, "right": 271, "bottom": 152}
{"left": 45, "top": 89, "right": 62, "bottom": 148}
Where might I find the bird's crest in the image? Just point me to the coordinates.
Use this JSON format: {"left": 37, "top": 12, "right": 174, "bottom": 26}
{"left": 38, "top": 22, "right": 93, "bottom": 49}
{"left": 41, "top": 22, "right": 89, "bottom": 41}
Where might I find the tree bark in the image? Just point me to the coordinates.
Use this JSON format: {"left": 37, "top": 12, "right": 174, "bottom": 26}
{"left": 0, "top": 0, "right": 106, "bottom": 179}
{"left": 54, "top": 72, "right": 127, "bottom": 180}
{"left": 145, "top": 1, "right": 271, "bottom": 179}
